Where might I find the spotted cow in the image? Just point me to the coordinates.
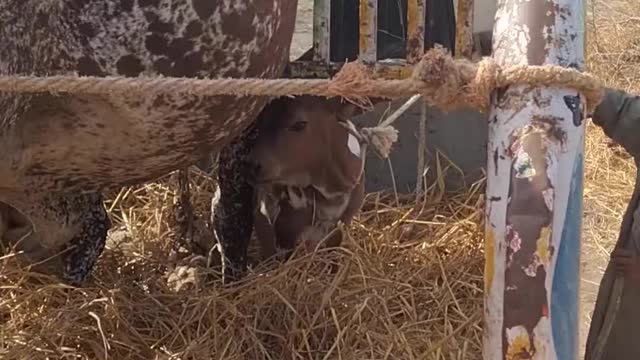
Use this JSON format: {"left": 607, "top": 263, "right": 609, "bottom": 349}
{"left": 0, "top": 0, "right": 298, "bottom": 284}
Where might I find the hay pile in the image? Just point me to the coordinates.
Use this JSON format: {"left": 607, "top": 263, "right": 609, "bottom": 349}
{"left": 0, "top": 167, "right": 485, "bottom": 359}
{"left": 1, "top": 1, "right": 639, "bottom": 359}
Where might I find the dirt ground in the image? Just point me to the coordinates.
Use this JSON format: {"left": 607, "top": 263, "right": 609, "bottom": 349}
{"left": 290, "top": 0, "right": 636, "bottom": 358}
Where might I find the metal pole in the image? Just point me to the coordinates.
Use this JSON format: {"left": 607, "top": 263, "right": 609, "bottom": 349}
{"left": 483, "top": 0, "right": 585, "bottom": 359}
{"left": 406, "top": 0, "right": 426, "bottom": 64}
{"left": 312, "top": 0, "right": 331, "bottom": 63}
{"left": 454, "top": 0, "right": 475, "bottom": 59}
{"left": 358, "top": 0, "right": 378, "bottom": 63}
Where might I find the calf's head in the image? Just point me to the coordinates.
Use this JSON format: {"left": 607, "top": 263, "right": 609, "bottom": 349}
{"left": 251, "top": 96, "right": 368, "bottom": 195}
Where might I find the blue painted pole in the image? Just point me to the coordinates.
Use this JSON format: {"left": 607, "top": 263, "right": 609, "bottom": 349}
{"left": 483, "top": 0, "right": 586, "bottom": 359}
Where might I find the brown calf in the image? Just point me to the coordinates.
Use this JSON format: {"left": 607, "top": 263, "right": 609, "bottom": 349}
{"left": 250, "top": 96, "right": 367, "bottom": 260}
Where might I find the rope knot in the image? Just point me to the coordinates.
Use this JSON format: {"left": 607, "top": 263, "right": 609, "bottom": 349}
{"left": 409, "top": 46, "right": 605, "bottom": 114}
{"left": 410, "top": 45, "right": 500, "bottom": 112}
{"left": 329, "top": 62, "right": 375, "bottom": 109}
{"left": 411, "top": 46, "right": 463, "bottom": 109}
{"left": 341, "top": 120, "right": 399, "bottom": 159}
{"left": 359, "top": 126, "right": 399, "bottom": 158}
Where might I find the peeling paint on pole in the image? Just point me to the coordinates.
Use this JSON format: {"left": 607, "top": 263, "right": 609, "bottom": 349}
{"left": 484, "top": 0, "right": 585, "bottom": 360}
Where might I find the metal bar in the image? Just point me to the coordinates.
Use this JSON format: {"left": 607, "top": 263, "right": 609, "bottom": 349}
{"left": 406, "top": 0, "right": 426, "bottom": 64}
{"left": 285, "top": 59, "right": 412, "bottom": 80}
{"left": 359, "top": 0, "right": 378, "bottom": 63}
{"left": 484, "top": 0, "right": 585, "bottom": 359}
{"left": 455, "top": 0, "right": 475, "bottom": 59}
{"left": 312, "top": 0, "right": 330, "bottom": 63}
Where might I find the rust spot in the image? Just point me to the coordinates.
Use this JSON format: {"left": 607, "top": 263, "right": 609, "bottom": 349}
{"left": 485, "top": 226, "right": 496, "bottom": 294}
{"left": 406, "top": 0, "right": 425, "bottom": 64}
{"left": 530, "top": 115, "right": 568, "bottom": 144}
{"left": 454, "top": 0, "right": 474, "bottom": 59}
{"left": 358, "top": 0, "right": 376, "bottom": 62}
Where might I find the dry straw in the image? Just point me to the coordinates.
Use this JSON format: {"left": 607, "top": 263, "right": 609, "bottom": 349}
{"left": 1, "top": 166, "right": 486, "bottom": 360}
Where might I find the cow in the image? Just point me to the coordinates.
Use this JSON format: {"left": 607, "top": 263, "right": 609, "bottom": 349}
{"left": 251, "top": 96, "right": 367, "bottom": 261}
{"left": 0, "top": 0, "right": 298, "bottom": 285}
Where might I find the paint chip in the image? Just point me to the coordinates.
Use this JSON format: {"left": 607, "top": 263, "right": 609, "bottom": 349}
{"left": 535, "top": 226, "right": 552, "bottom": 264}
{"left": 485, "top": 226, "right": 495, "bottom": 294}
{"left": 514, "top": 151, "right": 536, "bottom": 179}
{"left": 505, "top": 325, "right": 533, "bottom": 360}
{"left": 542, "top": 188, "right": 554, "bottom": 211}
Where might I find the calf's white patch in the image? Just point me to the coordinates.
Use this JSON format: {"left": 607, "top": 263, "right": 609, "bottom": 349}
{"left": 347, "top": 133, "right": 361, "bottom": 158}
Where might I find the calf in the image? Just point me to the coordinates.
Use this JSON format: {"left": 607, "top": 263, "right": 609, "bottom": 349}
{"left": 251, "top": 96, "right": 367, "bottom": 261}
{"left": 211, "top": 95, "right": 370, "bottom": 282}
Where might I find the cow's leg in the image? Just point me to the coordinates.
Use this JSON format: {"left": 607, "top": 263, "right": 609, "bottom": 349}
{"left": 212, "top": 125, "right": 259, "bottom": 285}
{"left": 59, "top": 193, "right": 111, "bottom": 285}
{"left": 0, "top": 192, "right": 110, "bottom": 285}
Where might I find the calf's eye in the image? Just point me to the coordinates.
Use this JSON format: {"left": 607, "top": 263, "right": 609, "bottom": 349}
{"left": 289, "top": 121, "right": 307, "bottom": 132}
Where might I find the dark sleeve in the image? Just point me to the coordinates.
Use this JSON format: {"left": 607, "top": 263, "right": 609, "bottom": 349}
{"left": 592, "top": 88, "right": 640, "bottom": 159}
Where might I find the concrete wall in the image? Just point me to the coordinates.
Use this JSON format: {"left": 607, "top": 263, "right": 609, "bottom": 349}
{"left": 356, "top": 99, "right": 489, "bottom": 194}
{"left": 473, "top": 0, "right": 497, "bottom": 33}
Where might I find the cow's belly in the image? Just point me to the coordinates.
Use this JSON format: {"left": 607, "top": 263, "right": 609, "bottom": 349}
{"left": 0, "top": 0, "right": 298, "bottom": 195}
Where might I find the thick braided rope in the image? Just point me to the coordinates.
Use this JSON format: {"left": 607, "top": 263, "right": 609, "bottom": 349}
{"left": 0, "top": 47, "right": 604, "bottom": 114}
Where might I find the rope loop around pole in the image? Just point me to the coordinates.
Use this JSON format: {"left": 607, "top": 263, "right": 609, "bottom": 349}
{"left": 406, "top": 45, "right": 604, "bottom": 114}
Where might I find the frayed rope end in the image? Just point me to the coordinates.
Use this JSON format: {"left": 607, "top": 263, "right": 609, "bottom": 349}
{"left": 360, "top": 126, "right": 399, "bottom": 158}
